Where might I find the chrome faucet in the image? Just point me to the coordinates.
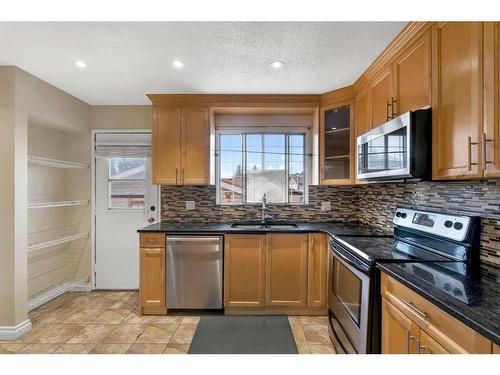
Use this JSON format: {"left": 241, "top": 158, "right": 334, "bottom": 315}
{"left": 260, "top": 194, "right": 274, "bottom": 224}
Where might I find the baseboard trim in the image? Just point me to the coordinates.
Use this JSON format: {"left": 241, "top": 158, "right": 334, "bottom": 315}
{"left": 0, "top": 319, "right": 32, "bottom": 341}
{"left": 68, "top": 282, "right": 94, "bottom": 292}
{"left": 28, "top": 279, "right": 92, "bottom": 311}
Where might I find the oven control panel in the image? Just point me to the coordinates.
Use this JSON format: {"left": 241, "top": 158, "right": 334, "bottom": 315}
{"left": 393, "top": 208, "right": 471, "bottom": 242}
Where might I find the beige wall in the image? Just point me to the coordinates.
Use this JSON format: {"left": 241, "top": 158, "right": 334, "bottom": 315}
{"left": 0, "top": 68, "right": 28, "bottom": 327}
{"left": 91, "top": 105, "right": 152, "bottom": 129}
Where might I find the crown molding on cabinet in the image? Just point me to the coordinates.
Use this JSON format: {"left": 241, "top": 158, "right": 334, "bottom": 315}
{"left": 320, "top": 85, "right": 356, "bottom": 106}
{"left": 353, "top": 22, "right": 433, "bottom": 91}
{"left": 147, "top": 94, "right": 321, "bottom": 107}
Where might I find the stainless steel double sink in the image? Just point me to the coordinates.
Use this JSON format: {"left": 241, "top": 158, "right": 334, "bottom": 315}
{"left": 231, "top": 223, "right": 299, "bottom": 230}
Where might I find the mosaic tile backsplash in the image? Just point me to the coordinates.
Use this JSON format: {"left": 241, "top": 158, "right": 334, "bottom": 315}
{"left": 161, "top": 180, "right": 500, "bottom": 266}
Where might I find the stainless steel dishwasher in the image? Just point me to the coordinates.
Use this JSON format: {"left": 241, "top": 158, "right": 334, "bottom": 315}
{"left": 166, "top": 235, "right": 223, "bottom": 309}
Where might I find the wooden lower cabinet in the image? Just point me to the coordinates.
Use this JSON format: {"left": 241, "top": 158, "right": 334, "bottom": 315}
{"left": 381, "top": 273, "right": 493, "bottom": 354}
{"left": 307, "top": 233, "right": 328, "bottom": 307}
{"left": 266, "top": 233, "right": 308, "bottom": 307}
{"left": 139, "top": 247, "right": 166, "bottom": 315}
{"left": 418, "top": 330, "right": 449, "bottom": 354}
{"left": 382, "top": 297, "right": 419, "bottom": 354}
{"left": 224, "top": 233, "right": 327, "bottom": 314}
{"left": 224, "top": 234, "right": 266, "bottom": 307}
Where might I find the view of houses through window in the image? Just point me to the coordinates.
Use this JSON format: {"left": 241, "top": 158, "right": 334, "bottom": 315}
{"left": 218, "top": 132, "right": 307, "bottom": 204}
{"left": 108, "top": 158, "right": 146, "bottom": 209}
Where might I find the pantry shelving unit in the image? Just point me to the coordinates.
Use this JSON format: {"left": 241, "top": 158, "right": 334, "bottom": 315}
{"left": 27, "top": 123, "right": 91, "bottom": 311}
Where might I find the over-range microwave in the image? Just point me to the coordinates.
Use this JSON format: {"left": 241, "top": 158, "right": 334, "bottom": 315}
{"left": 356, "top": 108, "right": 432, "bottom": 181}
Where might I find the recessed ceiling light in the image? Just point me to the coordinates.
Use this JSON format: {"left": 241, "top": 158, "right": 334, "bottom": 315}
{"left": 75, "top": 60, "right": 87, "bottom": 68}
{"left": 173, "top": 60, "right": 184, "bottom": 68}
{"left": 271, "top": 61, "right": 284, "bottom": 69}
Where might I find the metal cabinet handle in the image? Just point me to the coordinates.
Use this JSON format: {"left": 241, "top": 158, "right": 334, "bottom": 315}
{"left": 386, "top": 100, "right": 392, "bottom": 121}
{"left": 468, "top": 136, "right": 479, "bottom": 171}
{"left": 416, "top": 338, "right": 422, "bottom": 354}
{"left": 176, "top": 168, "right": 179, "bottom": 183}
{"left": 391, "top": 97, "right": 397, "bottom": 118}
{"left": 405, "top": 330, "right": 416, "bottom": 354}
{"left": 483, "top": 133, "right": 494, "bottom": 169}
{"left": 400, "top": 298, "right": 428, "bottom": 319}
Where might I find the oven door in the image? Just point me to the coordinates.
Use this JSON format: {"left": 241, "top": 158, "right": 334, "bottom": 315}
{"left": 356, "top": 111, "right": 411, "bottom": 180}
{"left": 328, "top": 242, "right": 373, "bottom": 354}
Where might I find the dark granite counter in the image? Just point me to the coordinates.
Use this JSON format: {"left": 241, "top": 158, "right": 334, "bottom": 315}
{"left": 137, "top": 221, "right": 390, "bottom": 237}
{"left": 377, "top": 261, "right": 500, "bottom": 345}
{"left": 138, "top": 220, "right": 499, "bottom": 345}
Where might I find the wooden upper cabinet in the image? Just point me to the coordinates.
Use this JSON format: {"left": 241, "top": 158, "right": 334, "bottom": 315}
{"left": 432, "top": 22, "right": 484, "bottom": 180}
{"left": 266, "top": 233, "right": 308, "bottom": 307}
{"left": 180, "top": 106, "right": 210, "bottom": 184}
{"left": 320, "top": 101, "right": 355, "bottom": 185}
{"left": 139, "top": 247, "right": 166, "bottom": 315}
{"left": 224, "top": 234, "right": 266, "bottom": 307}
{"left": 392, "top": 29, "right": 431, "bottom": 115}
{"left": 151, "top": 105, "right": 209, "bottom": 185}
{"left": 382, "top": 297, "right": 419, "bottom": 354}
{"left": 484, "top": 22, "right": 500, "bottom": 178}
{"left": 152, "top": 106, "right": 181, "bottom": 184}
{"left": 355, "top": 87, "right": 371, "bottom": 135}
{"left": 307, "top": 233, "right": 328, "bottom": 308}
{"left": 369, "top": 66, "right": 392, "bottom": 128}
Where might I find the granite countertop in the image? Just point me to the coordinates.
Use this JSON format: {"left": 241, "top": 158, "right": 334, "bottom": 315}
{"left": 377, "top": 261, "right": 500, "bottom": 345}
{"left": 137, "top": 221, "right": 390, "bottom": 237}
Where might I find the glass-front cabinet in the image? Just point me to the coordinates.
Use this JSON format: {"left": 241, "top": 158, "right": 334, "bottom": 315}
{"left": 320, "top": 101, "right": 354, "bottom": 184}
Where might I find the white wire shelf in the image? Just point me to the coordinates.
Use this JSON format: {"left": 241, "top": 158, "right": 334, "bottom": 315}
{"left": 28, "top": 155, "right": 88, "bottom": 169}
{"left": 28, "top": 200, "right": 89, "bottom": 209}
{"left": 28, "top": 233, "right": 89, "bottom": 252}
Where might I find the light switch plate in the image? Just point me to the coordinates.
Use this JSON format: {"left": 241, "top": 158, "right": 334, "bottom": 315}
{"left": 321, "top": 201, "right": 331, "bottom": 211}
{"left": 186, "top": 201, "right": 195, "bottom": 210}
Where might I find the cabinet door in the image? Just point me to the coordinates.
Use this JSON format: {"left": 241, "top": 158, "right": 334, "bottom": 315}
{"left": 369, "top": 66, "right": 392, "bottom": 128}
{"left": 432, "top": 22, "right": 484, "bottom": 179}
{"left": 320, "top": 101, "right": 354, "bottom": 185}
{"left": 484, "top": 22, "right": 500, "bottom": 177}
{"left": 418, "top": 330, "right": 450, "bottom": 354}
{"left": 307, "top": 233, "right": 328, "bottom": 307}
{"left": 181, "top": 106, "right": 210, "bottom": 184}
{"left": 152, "top": 106, "right": 181, "bottom": 184}
{"left": 140, "top": 248, "right": 166, "bottom": 314}
{"left": 224, "top": 235, "right": 266, "bottom": 307}
{"left": 355, "top": 87, "right": 371, "bottom": 135}
{"left": 392, "top": 29, "right": 431, "bottom": 115}
{"left": 381, "top": 297, "right": 419, "bottom": 354}
{"left": 266, "top": 233, "right": 308, "bottom": 307}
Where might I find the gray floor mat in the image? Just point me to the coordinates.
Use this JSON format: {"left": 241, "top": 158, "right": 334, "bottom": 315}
{"left": 188, "top": 315, "right": 298, "bottom": 354}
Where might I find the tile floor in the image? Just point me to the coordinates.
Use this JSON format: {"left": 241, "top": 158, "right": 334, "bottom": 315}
{"left": 0, "top": 291, "right": 336, "bottom": 354}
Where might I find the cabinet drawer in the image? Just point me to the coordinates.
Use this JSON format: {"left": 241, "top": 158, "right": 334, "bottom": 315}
{"left": 140, "top": 233, "right": 166, "bottom": 248}
{"left": 381, "top": 273, "right": 491, "bottom": 353}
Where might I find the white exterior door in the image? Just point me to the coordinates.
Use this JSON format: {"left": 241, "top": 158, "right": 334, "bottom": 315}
{"left": 95, "top": 156, "right": 158, "bottom": 289}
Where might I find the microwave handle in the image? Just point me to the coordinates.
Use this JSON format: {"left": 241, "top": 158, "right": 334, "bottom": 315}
{"left": 330, "top": 244, "right": 371, "bottom": 274}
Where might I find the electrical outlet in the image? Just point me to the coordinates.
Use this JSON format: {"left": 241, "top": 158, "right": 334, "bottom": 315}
{"left": 321, "top": 201, "right": 331, "bottom": 211}
{"left": 186, "top": 201, "right": 195, "bottom": 210}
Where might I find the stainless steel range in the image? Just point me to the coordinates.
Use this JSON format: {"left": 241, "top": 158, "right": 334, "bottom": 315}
{"left": 328, "top": 208, "right": 480, "bottom": 354}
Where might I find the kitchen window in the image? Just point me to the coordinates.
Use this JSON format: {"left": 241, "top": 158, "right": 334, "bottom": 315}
{"left": 216, "top": 129, "right": 310, "bottom": 205}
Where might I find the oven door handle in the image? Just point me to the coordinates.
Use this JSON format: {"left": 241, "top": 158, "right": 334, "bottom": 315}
{"left": 330, "top": 245, "right": 371, "bottom": 274}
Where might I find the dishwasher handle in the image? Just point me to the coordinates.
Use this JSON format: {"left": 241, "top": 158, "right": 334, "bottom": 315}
{"left": 167, "top": 237, "right": 222, "bottom": 243}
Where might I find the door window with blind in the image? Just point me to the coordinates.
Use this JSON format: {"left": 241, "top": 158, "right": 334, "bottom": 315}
{"left": 216, "top": 129, "right": 310, "bottom": 205}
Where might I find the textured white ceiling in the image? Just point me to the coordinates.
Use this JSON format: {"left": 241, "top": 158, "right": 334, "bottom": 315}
{"left": 0, "top": 22, "right": 406, "bottom": 105}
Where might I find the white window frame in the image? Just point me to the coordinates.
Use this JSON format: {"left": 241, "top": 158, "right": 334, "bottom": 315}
{"left": 215, "top": 126, "right": 312, "bottom": 205}
{"left": 107, "top": 157, "right": 148, "bottom": 211}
